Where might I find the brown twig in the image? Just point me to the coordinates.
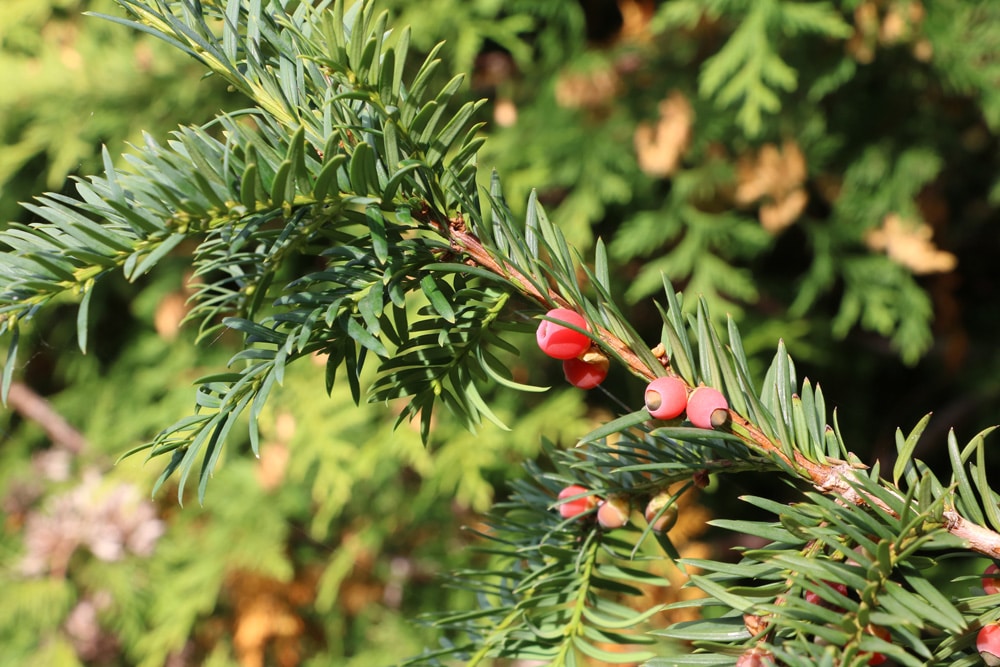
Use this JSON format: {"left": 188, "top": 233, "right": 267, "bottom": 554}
{"left": 6, "top": 381, "right": 88, "bottom": 453}
{"left": 945, "top": 511, "right": 1000, "bottom": 557}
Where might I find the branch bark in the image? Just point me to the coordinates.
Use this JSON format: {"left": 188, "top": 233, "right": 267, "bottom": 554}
{"left": 6, "top": 381, "right": 88, "bottom": 454}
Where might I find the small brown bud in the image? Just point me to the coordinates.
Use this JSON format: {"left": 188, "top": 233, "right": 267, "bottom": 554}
{"left": 743, "top": 613, "right": 770, "bottom": 636}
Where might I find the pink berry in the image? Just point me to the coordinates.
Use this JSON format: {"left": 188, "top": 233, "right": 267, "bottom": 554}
{"left": 984, "top": 564, "right": 1000, "bottom": 595}
{"left": 596, "top": 497, "right": 629, "bottom": 530}
{"left": 644, "top": 493, "right": 678, "bottom": 533}
{"left": 557, "top": 485, "right": 596, "bottom": 520}
{"left": 979, "top": 624, "right": 1000, "bottom": 667}
{"left": 686, "top": 386, "right": 729, "bottom": 429}
{"left": 563, "top": 356, "right": 608, "bottom": 389}
{"left": 536, "top": 308, "right": 590, "bottom": 360}
{"left": 736, "top": 647, "right": 775, "bottom": 667}
{"left": 644, "top": 376, "right": 688, "bottom": 420}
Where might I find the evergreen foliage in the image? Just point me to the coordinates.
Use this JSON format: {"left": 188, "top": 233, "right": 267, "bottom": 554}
{"left": 2, "top": 0, "right": 1000, "bottom": 665}
{"left": 0, "top": 0, "right": 235, "bottom": 222}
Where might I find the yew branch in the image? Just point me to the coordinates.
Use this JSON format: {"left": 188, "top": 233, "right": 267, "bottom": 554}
{"left": 430, "top": 209, "right": 1000, "bottom": 558}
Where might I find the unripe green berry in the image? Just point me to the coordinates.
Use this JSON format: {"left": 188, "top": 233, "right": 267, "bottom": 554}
{"left": 536, "top": 308, "right": 590, "bottom": 360}
{"left": 644, "top": 376, "right": 688, "bottom": 420}
{"left": 596, "top": 496, "right": 630, "bottom": 530}
{"left": 686, "top": 386, "right": 729, "bottom": 429}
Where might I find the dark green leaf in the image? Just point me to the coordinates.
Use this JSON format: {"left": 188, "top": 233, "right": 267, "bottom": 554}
{"left": 365, "top": 206, "right": 389, "bottom": 263}
{"left": 893, "top": 414, "right": 931, "bottom": 486}
{"left": 420, "top": 274, "right": 455, "bottom": 323}
{"left": 1, "top": 324, "right": 19, "bottom": 404}
{"left": 76, "top": 285, "right": 93, "bottom": 354}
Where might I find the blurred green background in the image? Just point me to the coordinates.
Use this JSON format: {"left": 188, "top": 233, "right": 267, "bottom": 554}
{"left": 1, "top": 0, "right": 998, "bottom": 665}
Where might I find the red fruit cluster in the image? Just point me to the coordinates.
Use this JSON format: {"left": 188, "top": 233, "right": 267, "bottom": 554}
{"left": 556, "top": 486, "right": 631, "bottom": 530}
{"left": 535, "top": 310, "right": 734, "bottom": 416}
{"left": 537, "top": 309, "right": 608, "bottom": 389}
{"left": 979, "top": 623, "right": 1000, "bottom": 667}
{"left": 644, "top": 378, "right": 729, "bottom": 429}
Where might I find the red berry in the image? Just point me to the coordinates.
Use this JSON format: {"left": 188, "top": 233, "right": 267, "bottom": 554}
{"left": 979, "top": 624, "right": 1000, "bottom": 666}
{"left": 557, "top": 485, "right": 597, "bottom": 520}
{"left": 863, "top": 625, "right": 890, "bottom": 666}
{"left": 866, "top": 652, "right": 887, "bottom": 666}
{"left": 804, "top": 580, "right": 849, "bottom": 611}
{"left": 984, "top": 564, "right": 1000, "bottom": 595}
{"left": 644, "top": 376, "right": 688, "bottom": 420}
{"left": 644, "top": 493, "right": 678, "bottom": 533}
{"left": 536, "top": 308, "right": 590, "bottom": 360}
{"left": 686, "top": 386, "right": 729, "bottom": 429}
{"left": 596, "top": 497, "right": 630, "bottom": 529}
{"left": 563, "top": 356, "right": 608, "bottom": 389}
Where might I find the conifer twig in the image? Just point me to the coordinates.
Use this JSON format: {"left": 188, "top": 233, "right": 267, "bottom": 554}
{"left": 432, "top": 211, "right": 1000, "bottom": 559}
{"left": 443, "top": 217, "right": 657, "bottom": 380}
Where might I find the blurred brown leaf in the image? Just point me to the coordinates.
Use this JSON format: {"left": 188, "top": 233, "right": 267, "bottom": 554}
{"left": 865, "top": 213, "right": 957, "bottom": 274}
{"left": 634, "top": 92, "right": 694, "bottom": 178}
